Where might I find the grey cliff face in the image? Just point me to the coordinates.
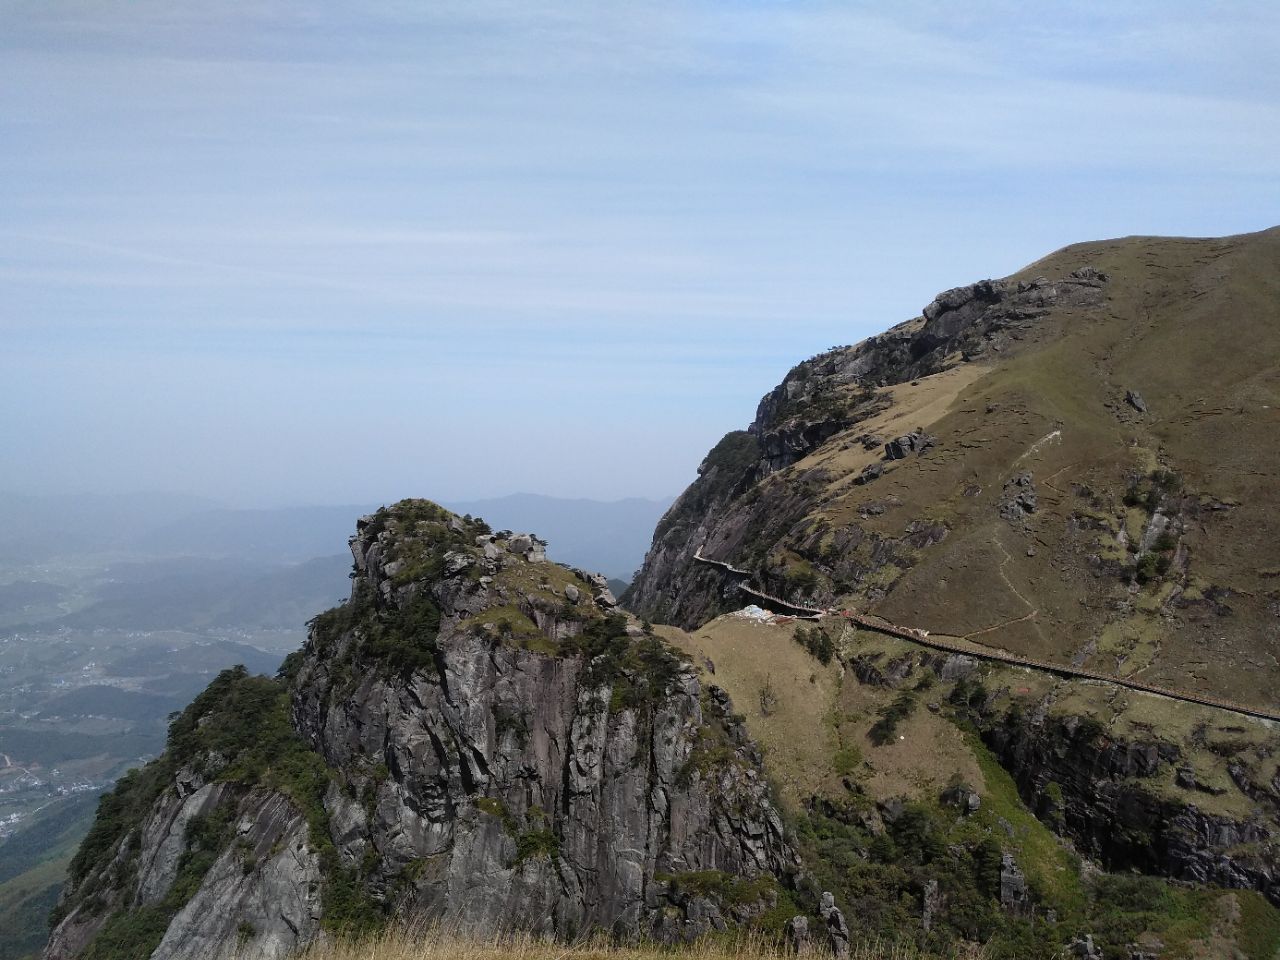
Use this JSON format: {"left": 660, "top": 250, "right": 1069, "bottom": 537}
{"left": 290, "top": 515, "right": 798, "bottom": 940}
{"left": 46, "top": 774, "right": 232, "bottom": 960}
{"left": 986, "top": 715, "right": 1278, "bottom": 905}
{"left": 133, "top": 778, "right": 229, "bottom": 907}
{"left": 149, "top": 791, "right": 323, "bottom": 960}
{"left": 47, "top": 503, "right": 799, "bottom": 959}
{"left": 46, "top": 781, "right": 322, "bottom": 960}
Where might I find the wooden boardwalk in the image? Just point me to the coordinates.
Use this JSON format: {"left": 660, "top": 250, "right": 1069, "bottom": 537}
{"left": 692, "top": 550, "right": 1280, "bottom": 724}
{"left": 694, "top": 549, "right": 826, "bottom": 617}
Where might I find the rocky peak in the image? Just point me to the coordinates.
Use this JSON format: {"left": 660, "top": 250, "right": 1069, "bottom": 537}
{"left": 48, "top": 500, "right": 801, "bottom": 960}
{"left": 333, "top": 499, "right": 620, "bottom": 667}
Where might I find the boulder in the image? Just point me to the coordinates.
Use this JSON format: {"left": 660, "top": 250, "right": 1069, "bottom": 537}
{"left": 855, "top": 463, "right": 883, "bottom": 485}
{"left": 819, "top": 892, "right": 850, "bottom": 959}
{"left": 999, "top": 472, "right": 1038, "bottom": 523}
{"left": 443, "top": 551, "right": 473, "bottom": 576}
{"left": 883, "top": 430, "right": 937, "bottom": 461}
{"left": 999, "top": 853, "right": 1031, "bottom": 915}
{"left": 1070, "top": 265, "right": 1110, "bottom": 284}
{"left": 1069, "top": 934, "right": 1103, "bottom": 959}
{"left": 941, "top": 782, "right": 982, "bottom": 815}
{"left": 784, "top": 916, "right": 812, "bottom": 955}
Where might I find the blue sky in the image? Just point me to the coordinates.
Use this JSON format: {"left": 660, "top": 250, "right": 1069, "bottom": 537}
{"left": 2, "top": 1, "right": 1278, "bottom": 506}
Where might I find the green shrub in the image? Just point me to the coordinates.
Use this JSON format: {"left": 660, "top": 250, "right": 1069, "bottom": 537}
{"left": 1135, "top": 552, "right": 1161, "bottom": 583}
{"left": 562, "top": 614, "right": 683, "bottom": 714}
{"left": 514, "top": 828, "right": 560, "bottom": 863}
{"left": 794, "top": 625, "right": 835, "bottom": 665}
{"left": 833, "top": 745, "right": 862, "bottom": 775}
{"left": 868, "top": 691, "right": 917, "bottom": 746}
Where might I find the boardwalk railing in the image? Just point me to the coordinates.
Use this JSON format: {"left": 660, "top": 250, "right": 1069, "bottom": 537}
{"left": 694, "top": 549, "right": 825, "bottom": 618}
{"left": 692, "top": 550, "right": 1280, "bottom": 724}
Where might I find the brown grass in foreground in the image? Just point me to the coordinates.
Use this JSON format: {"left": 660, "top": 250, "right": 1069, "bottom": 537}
{"left": 295, "top": 927, "right": 987, "bottom": 960}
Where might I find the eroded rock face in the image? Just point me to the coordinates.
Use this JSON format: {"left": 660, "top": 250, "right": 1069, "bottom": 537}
{"left": 46, "top": 784, "right": 321, "bottom": 960}
{"left": 150, "top": 792, "right": 322, "bottom": 960}
{"left": 291, "top": 516, "right": 798, "bottom": 939}
{"left": 134, "top": 778, "right": 229, "bottom": 906}
{"left": 47, "top": 503, "right": 799, "bottom": 959}
{"left": 985, "top": 715, "right": 1279, "bottom": 905}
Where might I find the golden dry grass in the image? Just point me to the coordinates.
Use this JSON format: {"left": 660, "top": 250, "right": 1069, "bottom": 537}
{"left": 656, "top": 616, "right": 840, "bottom": 806}
{"left": 799, "top": 362, "right": 993, "bottom": 491}
{"left": 293, "top": 926, "right": 984, "bottom": 960}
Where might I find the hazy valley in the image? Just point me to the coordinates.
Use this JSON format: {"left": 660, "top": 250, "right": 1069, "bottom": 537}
{"left": 0, "top": 494, "right": 666, "bottom": 959}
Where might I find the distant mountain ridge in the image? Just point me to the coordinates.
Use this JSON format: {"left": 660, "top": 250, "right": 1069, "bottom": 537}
{"left": 0, "top": 492, "right": 670, "bottom": 581}
{"left": 443, "top": 493, "right": 673, "bottom": 579}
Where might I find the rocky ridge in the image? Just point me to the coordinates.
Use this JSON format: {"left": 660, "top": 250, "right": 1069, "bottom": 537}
{"left": 848, "top": 649, "right": 1279, "bottom": 907}
{"left": 623, "top": 267, "right": 1108, "bottom": 629}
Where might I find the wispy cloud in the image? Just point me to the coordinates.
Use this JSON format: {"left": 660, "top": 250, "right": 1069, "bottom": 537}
{"left": 1, "top": 0, "right": 1277, "bottom": 503}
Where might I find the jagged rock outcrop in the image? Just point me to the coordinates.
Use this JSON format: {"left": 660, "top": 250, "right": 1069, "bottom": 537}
{"left": 998, "top": 472, "right": 1038, "bottom": 524}
{"left": 47, "top": 501, "right": 800, "bottom": 960}
{"left": 998, "top": 853, "right": 1031, "bottom": 915}
{"left": 291, "top": 514, "right": 798, "bottom": 937}
{"left": 882, "top": 429, "right": 935, "bottom": 460}
{"left": 818, "top": 891, "right": 850, "bottom": 959}
{"left": 985, "top": 714, "right": 1279, "bottom": 905}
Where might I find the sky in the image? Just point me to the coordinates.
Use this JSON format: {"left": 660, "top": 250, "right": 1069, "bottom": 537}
{"left": 2, "top": 1, "right": 1278, "bottom": 507}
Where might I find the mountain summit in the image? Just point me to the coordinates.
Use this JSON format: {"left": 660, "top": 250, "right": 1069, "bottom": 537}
{"left": 628, "top": 226, "right": 1280, "bottom": 712}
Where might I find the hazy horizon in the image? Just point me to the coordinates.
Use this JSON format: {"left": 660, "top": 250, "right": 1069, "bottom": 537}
{"left": 4, "top": 1, "right": 1278, "bottom": 505}
{"left": 0, "top": 487, "right": 677, "bottom": 512}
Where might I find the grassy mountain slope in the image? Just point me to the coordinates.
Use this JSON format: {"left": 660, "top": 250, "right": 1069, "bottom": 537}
{"left": 625, "top": 227, "right": 1280, "bottom": 959}
{"left": 658, "top": 610, "right": 1280, "bottom": 958}
{"left": 629, "top": 226, "right": 1280, "bottom": 708}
